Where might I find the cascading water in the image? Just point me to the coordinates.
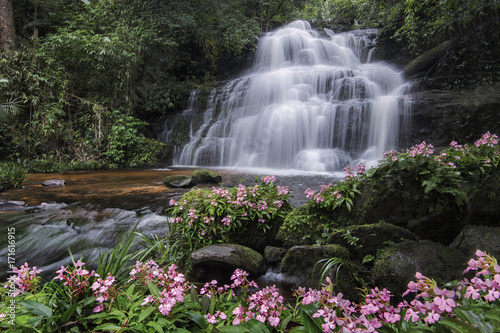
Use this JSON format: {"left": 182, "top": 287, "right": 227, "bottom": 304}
{"left": 175, "top": 20, "right": 411, "bottom": 172}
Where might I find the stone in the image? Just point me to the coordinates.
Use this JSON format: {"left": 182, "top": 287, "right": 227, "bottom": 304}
{"left": 42, "top": 179, "right": 65, "bottom": 186}
{"left": 264, "top": 246, "right": 288, "bottom": 264}
{"left": 162, "top": 175, "right": 194, "bottom": 188}
{"left": 403, "top": 40, "right": 454, "bottom": 79}
{"left": 451, "top": 225, "right": 500, "bottom": 258}
{"left": 280, "top": 244, "right": 349, "bottom": 281}
{"left": 0, "top": 200, "right": 26, "bottom": 211}
{"left": 372, "top": 240, "right": 467, "bottom": 298}
{"left": 407, "top": 85, "right": 500, "bottom": 148}
{"left": 191, "top": 169, "right": 222, "bottom": 185}
{"left": 327, "top": 223, "right": 417, "bottom": 259}
{"left": 190, "top": 244, "right": 266, "bottom": 276}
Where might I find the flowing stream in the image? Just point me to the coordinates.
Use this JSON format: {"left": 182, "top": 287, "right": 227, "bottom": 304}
{"left": 174, "top": 20, "right": 411, "bottom": 172}
{"left": 0, "top": 168, "right": 337, "bottom": 282}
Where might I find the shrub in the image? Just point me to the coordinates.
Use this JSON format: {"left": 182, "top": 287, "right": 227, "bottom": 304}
{"left": 166, "top": 176, "right": 293, "bottom": 265}
{"left": 0, "top": 162, "right": 26, "bottom": 192}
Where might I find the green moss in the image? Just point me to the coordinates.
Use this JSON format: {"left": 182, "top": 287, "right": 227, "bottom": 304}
{"left": 327, "top": 223, "right": 417, "bottom": 259}
{"left": 191, "top": 169, "right": 222, "bottom": 184}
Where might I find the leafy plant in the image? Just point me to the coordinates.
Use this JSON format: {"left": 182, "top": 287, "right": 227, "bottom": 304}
{"left": 0, "top": 161, "right": 27, "bottom": 192}
{"left": 166, "top": 175, "right": 293, "bottom": 268}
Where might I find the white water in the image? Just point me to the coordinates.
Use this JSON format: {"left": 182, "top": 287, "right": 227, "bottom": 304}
{"left": 175, "top": 20, "right": 410, "bottom": 172}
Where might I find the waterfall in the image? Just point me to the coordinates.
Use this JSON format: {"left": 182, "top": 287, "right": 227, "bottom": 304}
{"left": 174, "top": 20, "right": 410, "bottom": 172}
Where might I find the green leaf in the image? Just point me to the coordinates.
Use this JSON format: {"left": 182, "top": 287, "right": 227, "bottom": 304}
{"left": 300, "top": 304, "right": 323, "bottom": 333}
{"left": 61, "top": 303, "right": 79, "bottom": 323}
{"left": 185, "top": 311, "right": 209, "bottom": 329}
{"left": 244, "top": 319, "right": 271, "bottom": 333}
{"left": 125, "top": 284, "right": 135, "bottom": 297}
{"left": 22, "top": 300, "right": 52, "bottom": 317}
{"left": 147, "top": 282, "right": 161, "bottom": 298}
{"left": 218, "top": 326, "right": 250, "bottom": 333}
{"left": 437, "top": 317, "right": 482, "bottom": 333}
{"left": 93, "top": 323, "right": 123, "bottom": 331}
{"left": 138, "top": 306, "right": 157, "bottom": 323}
{"left": 147, "top": 320, "right": 166, "bottom": 333}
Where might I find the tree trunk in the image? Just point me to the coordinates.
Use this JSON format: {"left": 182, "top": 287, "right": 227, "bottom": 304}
{"left": 0, "top": 0, "right": 16, "bottom": 51}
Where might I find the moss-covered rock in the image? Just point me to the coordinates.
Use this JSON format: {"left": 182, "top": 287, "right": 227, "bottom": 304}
{"left": 190, "top": 244, "right": 266, "bottom": 276}
{"left": 327, "top": 223, "right": 417, "bottom": 259}
{"left": 372, "top": 240, "right": 467, "bottom": 298}
{"left": 264, "top": 246, "right": 288, "bottom": 264}
{"left": 280, "top": 244, "right": 349, "bottom": 281}
{"left": 451, "top": 225, "right": 500, "bottom": 258}
{"left": 163, "top": 175, "right": 193, "bottom": 187}
{"left": 191, "top": 169, "right": 222, "bottom": 185}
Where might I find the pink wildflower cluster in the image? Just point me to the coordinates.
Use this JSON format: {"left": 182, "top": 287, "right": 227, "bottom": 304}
{"left": 360, "top": 287, "right": 401, "bottom": 326}
{"left": 91, "top": 273, "right": 116, "bottom": 313}
{"left": 296, "top": 277, "right": 380, "bottom": 332}
{"left": 53, "top": 260, "right": 98, "bottom": 300}
{"left": 400, "top": 272, "right": 457, "bottom": 324}
{"left": 4, "top": 262, "right": 42, "bottom": 297}
{"left": 382, "top": 150, "right": 398, "bottom": 162}
{"left": 205, "top": 310, "right": 227, "bottom": 324}
{"left": 407, "top": 141, "right": 434, "bottom": 157}
{"left": 167, "top": 176, "right": 291, "bottom": 241}
{"left": 262, "top": 175, "right": 276, "bottom": 183}
{"left": 305, "top": 184, "right": 338, "bottom": 204}
{"left": 200, "top": 279, "right": 231, "bottom": 298}
{"left": 129, "top": 260, "right": 191, "bottom": 316}
{"left": 233, "top": 285, "right": 285, "bottom": 327}
{"left": 230, "top": 268, "right": 258, "bottom": 291}
{"left": 460, "top": 250, "right": 500, "bottom": 302}
{"left": 343, "top": 163, "right": 366, "bottom": 180}
{"left": 475, "top": 131, "right": 498, "bottom": 147}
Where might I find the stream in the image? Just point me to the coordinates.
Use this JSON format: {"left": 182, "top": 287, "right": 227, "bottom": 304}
{"left": 0, "top": 167, "right": 341, "bottom": 282}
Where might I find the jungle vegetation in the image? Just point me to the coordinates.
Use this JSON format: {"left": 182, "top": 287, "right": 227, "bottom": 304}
{"left": 0, "top": 0, "right": 498, "bottom": 171}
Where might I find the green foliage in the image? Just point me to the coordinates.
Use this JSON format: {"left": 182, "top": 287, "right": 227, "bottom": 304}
{"left": 102, "top": 111, "right": 165, "bottom": 168}
{"left": 0, "top": 162, "right": 27, "bottom": 192}
{"left": 166, "top": 176, "right": 293, "bottom": 269}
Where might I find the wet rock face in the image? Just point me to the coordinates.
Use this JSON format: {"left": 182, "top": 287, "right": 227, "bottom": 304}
{"left": 407, "top": 85, "right": 500, "bottom": 147}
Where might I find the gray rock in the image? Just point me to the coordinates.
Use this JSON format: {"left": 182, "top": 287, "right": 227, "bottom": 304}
{"left": 42, "top": 179, "right": 65, "bottom": 186}
{"left": 191, "top": 244, "right": 266, "bottom": 276}
{"left": 162, "top": 175, "right": 194, "bottom": 188}
{"left": 451, "top": 225, "right": 500, "bottom": 258}
{"left": 373, "top": 240, "right": 467, "bottom": 297}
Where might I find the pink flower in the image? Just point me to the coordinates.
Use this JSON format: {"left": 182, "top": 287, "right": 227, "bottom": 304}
{"left": 93, "top": 304, "right": 104, "bottom": 313}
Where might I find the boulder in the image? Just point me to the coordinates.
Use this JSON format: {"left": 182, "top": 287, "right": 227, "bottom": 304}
{"left": 264, "top": 246, "right": 288, "bottom": 264}
{"left": 190, "top": 244, "right": 266, "bottom": 276}
{"left": 451, "top": 225, "right": 500, "bottom": 258}
{"left": 163, "top": 170, "right": 222, "bottom": 188}
{"left": 42, "top": 179, "right": 65, "bottom": 186}
{"left": 163, "top": 175, "right": 193, "bottom": 188}
{"left": 191, "top": 169, "right": 222, "bottom": 185}
{"left": 327, "top": 223, "right": 417, "bottom": 259}
{"left": 280, "top": 244, "right": 350, "bottom": 285}
{"left": 372, "top": 240, "right": 467, "bottom": 298}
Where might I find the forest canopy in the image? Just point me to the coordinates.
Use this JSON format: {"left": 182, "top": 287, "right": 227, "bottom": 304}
{"left": 0, "top": 0, "right": 498, "bottom": 170}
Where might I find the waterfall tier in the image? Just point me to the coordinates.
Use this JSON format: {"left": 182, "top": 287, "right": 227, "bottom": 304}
{"left": 173, "top": 20, "right": 410, "bottom": 172}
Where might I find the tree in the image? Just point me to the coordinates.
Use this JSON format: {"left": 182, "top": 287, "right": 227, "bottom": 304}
{"left": 0, "top": 0, "right": 16, "bottom": 51}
